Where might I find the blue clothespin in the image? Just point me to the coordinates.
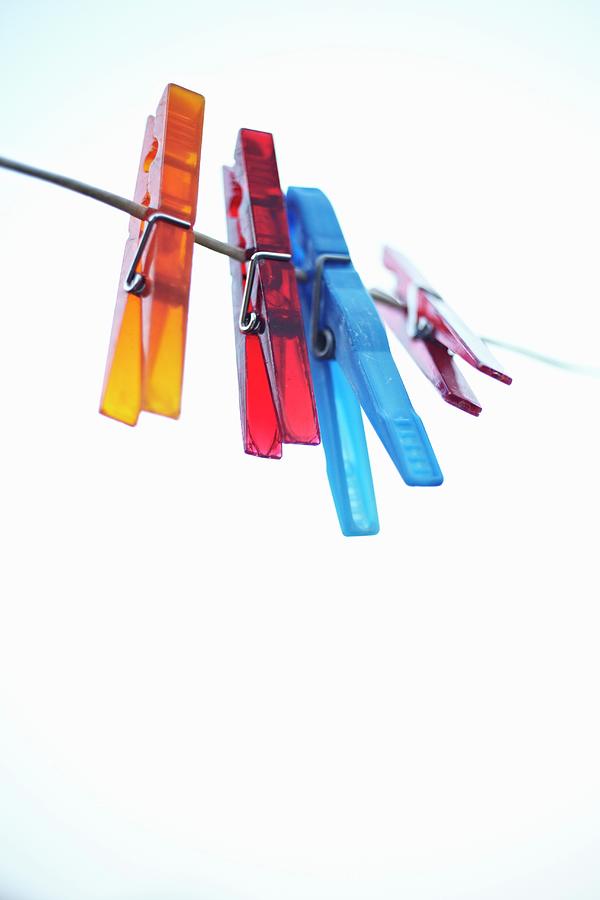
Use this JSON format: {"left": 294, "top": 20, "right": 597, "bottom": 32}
{"left": 286, "top": 187, "right": 443, "bottom": 536}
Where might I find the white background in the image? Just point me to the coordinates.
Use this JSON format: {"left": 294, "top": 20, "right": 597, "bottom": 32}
{"left": 1, "top": 1, "right": 599, "bottom": 898}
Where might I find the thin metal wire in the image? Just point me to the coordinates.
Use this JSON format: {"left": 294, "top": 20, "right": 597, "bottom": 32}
{"left": 0, "top": 154, "right": 246, "bottom": 263}
{"left": 124, "top": 212, "right": 191, "bottom": 294}
{"left": 238, "top": 250, "right": 292, "bottom": 333}
{"left": 369, "top": 288, "right": 400, "bottom": 308}
{"left": 2, "top": 153, "right": 599, "bottom": 379}
{"left": 481, "top": 337, "right": 600, "bottom": 379}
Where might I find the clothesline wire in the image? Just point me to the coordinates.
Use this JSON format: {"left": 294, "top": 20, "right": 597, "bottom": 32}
{"left": 0, "top": 155, "right": 246, "bottom": 263}
{"left": 1, "top": 154, "right": 598, "bottom": 380}
{"left": 480, "top": 337, "right": 600, "bottom": 378}
{"left": 370, "top": 288, "right": 600, "bottom": 379}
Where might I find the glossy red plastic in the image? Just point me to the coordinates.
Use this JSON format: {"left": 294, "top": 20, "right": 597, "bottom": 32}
{"left": 101, "top": 84, "right": 205, "bottom": 424}
{"left": 223, "top": 129, "right": 319, "bottom": 457}
{"left": 377, "top": 246, "right": 512, "bottom": 416}
{"left": 376, "top": 299, "right": 483, "bottom": 416}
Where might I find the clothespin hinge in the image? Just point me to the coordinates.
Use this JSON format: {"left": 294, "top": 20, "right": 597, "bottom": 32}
{"left": 125, "top": 212, "right": 192, "bottom": 295}
{"left": 239, "top": 250, "right": 292, "bottom": 334}
{"left": 310, "top": 253, "right": 351, "bottom": 359}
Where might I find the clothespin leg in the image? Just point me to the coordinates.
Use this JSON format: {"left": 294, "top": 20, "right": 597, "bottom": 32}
{"left": 243, "top": 331, "right": 283, "bottom": 458}
{"left": 100, "top": 286, "right": 143, "bottom": 425}
{"left": 141, "top": 224, "right": 194, "bottom": 418}
{"left": 308, "top": 348, "right": 379, "bottom": 536}
{"left": 100, "top": 117, "right": 155, "bottom": 425}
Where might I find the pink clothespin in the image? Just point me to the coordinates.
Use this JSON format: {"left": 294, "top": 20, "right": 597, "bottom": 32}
{"left": 373, "top": 247, "right": 512, "bottom": 416}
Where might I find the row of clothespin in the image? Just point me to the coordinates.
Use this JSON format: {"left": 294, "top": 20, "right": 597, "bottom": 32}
{"left": 100, "top": 83, "right": 511, "bottom": 536}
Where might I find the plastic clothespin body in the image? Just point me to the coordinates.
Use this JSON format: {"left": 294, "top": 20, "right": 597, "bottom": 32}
{"left": 223, "top": 130, "right": 319, "bottom": 458}
{"left": 287, "top": 187, "right": 443, "bottom": 536}
{"left": 376, "top": 247, "right": 511, "bottom": 416}
{"left": 101, "top": 84, "right": 205, "bottom": 424}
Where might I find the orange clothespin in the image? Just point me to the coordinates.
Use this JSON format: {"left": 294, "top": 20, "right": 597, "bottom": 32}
{"left": 100, "top": 84, "right": 205, "bottom": 424}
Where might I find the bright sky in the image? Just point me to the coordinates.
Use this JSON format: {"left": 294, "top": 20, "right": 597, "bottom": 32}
{"left": 1, "top": 2, "right": 599, "bottom": 898}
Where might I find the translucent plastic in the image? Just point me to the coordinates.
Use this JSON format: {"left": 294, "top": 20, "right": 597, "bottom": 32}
{"left": 382, "top": 246, "right": 512, "bottom": 408}
{"left": 101, "top": 84, "right": 205, "bottom": 424}
{"left": 99, "top": 119, "right": 153, "bottom": 424}
{"left": 287, "top": 187, "right": 443, "bottom": 535}
{"left": 223, "top": 129, "right": 319, "bottom": 458}
{"left": 375, "top": 299, "right": 483, "bottom": 416}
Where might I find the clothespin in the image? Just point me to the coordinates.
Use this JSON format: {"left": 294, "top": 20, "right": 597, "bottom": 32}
{"left": 373, "top": 247, "right": 512, "bottom": 416}
{"left": 100, "top": 84, "right": 205, "bottom": 424}
{"left": 287, "top": 188, "right": 443, "bottom": 537}
{"left": 223, "top": 129, "right": 319, "bottom": 458}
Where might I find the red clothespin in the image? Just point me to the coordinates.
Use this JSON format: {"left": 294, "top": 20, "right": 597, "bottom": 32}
{"left": 100, "top": 84, "right": 205, "bottom": 425}
{"left": 374, "top": 247, "right": 512, "bottom": 416}
{"left": 223, "top": 129, "right": 319, "bottom": 457}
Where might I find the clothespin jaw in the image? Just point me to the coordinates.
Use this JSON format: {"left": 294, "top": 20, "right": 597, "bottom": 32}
{"left": 375, "top": 247, "right": 511, "bottom": 416}
{"left": 223, "top": 129, "right": 319, "bottom": 458}
{"left": 100, "top": 84, "right": 205, "bottom": 425}
{"left": 287, "top": 187, "right": 443, "bottom": 536}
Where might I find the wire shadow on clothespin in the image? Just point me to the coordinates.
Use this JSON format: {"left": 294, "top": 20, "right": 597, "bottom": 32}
{"left": 372, "top": 247, "right": 512, "bottom": 416}
{"left": 287, "top": 188, "right": 443, "bottom": 537}
{"left": 100, "top": 83, "right": 205, "bottom": 425}
{"left": 223, "top": 129, "right": 320, "bottom": 458}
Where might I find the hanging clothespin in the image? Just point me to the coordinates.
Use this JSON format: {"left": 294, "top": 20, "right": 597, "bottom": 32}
{"left": 223, "top": 129, "right": 319, "bottom": 458}
{"left": 373, "top": 247, "right": 512, "bottom": 416}
{"left": 100, "top": 84, "right": 205, "bottom": 425}
{"left": 287, "top": 188, "right": 443, "bottom": 537}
